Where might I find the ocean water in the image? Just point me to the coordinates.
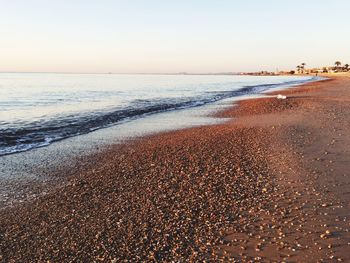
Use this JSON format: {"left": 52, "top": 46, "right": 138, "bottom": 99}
{"left": 0, "top": 73, "right": 318, "bottom": 156}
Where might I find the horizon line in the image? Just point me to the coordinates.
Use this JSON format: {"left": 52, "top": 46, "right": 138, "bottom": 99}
{"left": 0, "top": 71, "right": 245, "bottom": 75}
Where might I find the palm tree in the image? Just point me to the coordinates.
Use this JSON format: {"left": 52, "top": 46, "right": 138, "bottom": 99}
{"left": 296, "top": 65, "right": 301, "bottom": 73}
{"left": 335, "top": 61, "right": 341, "bottom": 68}
{"left": 301, "top": 63, "right": 306, "bottom": 69}
{"left": 344, "top": 64, "right": 349, "bottom": 71}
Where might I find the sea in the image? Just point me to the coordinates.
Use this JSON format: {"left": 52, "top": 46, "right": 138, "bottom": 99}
{"left": 0, "top": 73, "right": 320, "bottom": 156}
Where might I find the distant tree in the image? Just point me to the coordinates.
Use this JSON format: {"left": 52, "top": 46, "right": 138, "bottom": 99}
{"left": 290, "top": 70, "right": 295, "bottom": 75}
{"left": 301, "top": 63, "right": 306, "bottom": 69}
{"left": 296, "top": 65, "right": 301, "bottom": 73}
{"left": 344, "top": 64, "right": 349, "bottom": 71}
{"left": 335, "top": 61, "right": 341, "bottom": 68}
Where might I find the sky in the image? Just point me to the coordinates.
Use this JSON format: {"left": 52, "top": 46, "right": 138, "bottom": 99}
{"left": 0, "top": 0, "right": 349, "bottom": 73}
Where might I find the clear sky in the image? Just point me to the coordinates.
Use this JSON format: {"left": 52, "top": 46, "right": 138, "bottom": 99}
{"left": 1, "top": 0, "right": 349, "bottom": 73}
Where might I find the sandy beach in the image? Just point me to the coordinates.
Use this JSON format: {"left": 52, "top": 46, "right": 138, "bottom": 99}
{"left": 1, "top": 74, "right": 349, "bottom": 262}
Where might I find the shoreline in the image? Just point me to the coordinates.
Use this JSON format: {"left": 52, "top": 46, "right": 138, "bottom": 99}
{"left": 1, "top": 74, "right": 349, "bottom": 261}
{"left": 0, "top": 74, "right": 317, "bottom": 158}
{"left": 0, "top": 75, "right": 318, "bottom": 209}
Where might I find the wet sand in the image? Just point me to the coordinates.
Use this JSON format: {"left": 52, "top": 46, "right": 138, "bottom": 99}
{"left": 1, "top": 75, "right": 349, "bottom": 262}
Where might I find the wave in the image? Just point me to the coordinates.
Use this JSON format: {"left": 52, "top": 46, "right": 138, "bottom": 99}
{"left": 0, "top": 77, "right": 320, "bottom": 156}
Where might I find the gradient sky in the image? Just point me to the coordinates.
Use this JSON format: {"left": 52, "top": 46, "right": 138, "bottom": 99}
{"left": 1, "top": 0, "right": 349, "bottom": 73}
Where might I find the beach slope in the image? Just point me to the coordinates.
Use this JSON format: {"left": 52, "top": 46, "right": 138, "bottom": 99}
{"left": 1, "top": 75, "right": 349, "bottom": 262}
